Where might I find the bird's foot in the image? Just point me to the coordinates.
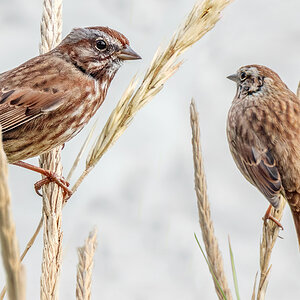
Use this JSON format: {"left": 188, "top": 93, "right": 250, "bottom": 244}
{"left": 13, "top": 160, "right": 72, "bottom": 200}
{"left": 34, "top": 173, "right": 72, "bottom": 199}
{"left": 262, "top": 204, "right": 284, "bottom": 230}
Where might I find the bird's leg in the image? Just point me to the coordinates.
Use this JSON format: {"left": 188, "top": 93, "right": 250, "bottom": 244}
{"left": 13, "top": 161, "right": 72, "bottom": 198}
{"left": 262, "top": 204, "right": 283, "bottom": 230}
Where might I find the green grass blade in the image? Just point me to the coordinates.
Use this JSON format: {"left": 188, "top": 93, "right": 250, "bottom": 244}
{"left": 228, "top": 237, "right": 241, "bottom": 300}
{"left": 194, "top": 233, "right": 227, "bottom": 300}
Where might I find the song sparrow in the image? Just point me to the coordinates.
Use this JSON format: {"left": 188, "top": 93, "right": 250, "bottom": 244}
{"left": 227, "top": 64, "right": 300, "bottom": 245}
{"left": 0, "top": 26, "right": 141, "bottom": 193}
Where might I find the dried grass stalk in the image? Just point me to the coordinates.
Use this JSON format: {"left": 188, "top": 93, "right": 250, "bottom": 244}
{"left": 256, "top": 198, "right": 286, "bottom": 300}
{"left": 76, "top": 229, "right": 97, "bottom": 300}
{"left": 40, "top": 0, "right": 62, "bottom": 53}
{"left": 0, "top": 130, "right": 25, "bottom": 300}
{"left": 67, "top": 120, "right": 98, "bottom": 182}
{"left": 39, "top": 1, "right": 64, "bottom": 299}
{"left": 72, "top": 0, "right": 233, "bottom": 192}
{"left": 0, "top": 217, "right": 43, "bottom": 299}
{"left": 190, "top": 100, "right": 232, "bottom": 300}
{"left": 40, "top": 149, "right": 64, "bottom": 300}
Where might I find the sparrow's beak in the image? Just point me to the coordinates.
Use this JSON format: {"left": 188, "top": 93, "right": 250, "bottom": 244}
{"left": 118, "top": 46, "right": 141, "bottom": 60}
{"left": 227, "top": 73, "right": 239, "bottom": 83}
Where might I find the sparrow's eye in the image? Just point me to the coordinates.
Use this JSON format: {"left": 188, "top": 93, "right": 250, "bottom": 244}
{"left": 95, "top": 39, "right": 107, "bottom": 51}
{"left": 240, "top": 72, "right": 247, "bottom": 81}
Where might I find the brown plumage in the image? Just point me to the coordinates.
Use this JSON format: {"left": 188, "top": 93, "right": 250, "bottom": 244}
{"left": 226, "top": 64, "right": 300, "bottom": 246}
{"left": 0, "top": 26, "right": 141, "bottom": 163}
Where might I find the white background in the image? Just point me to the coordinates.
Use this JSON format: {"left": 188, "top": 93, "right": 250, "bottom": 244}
{"left": 0, "top": 0, "right": 300, "bottom": 299}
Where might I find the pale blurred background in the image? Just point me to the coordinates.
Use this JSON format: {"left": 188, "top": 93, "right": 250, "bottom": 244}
{"left": 0, "top": 0, "right": 300, "bottom": 299}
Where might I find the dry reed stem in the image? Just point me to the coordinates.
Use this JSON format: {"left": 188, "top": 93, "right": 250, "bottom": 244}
{"left": 190, "top": 100, "right": 232, "bottom": 300}
{"left": 39, "top": 149, "right": 64, "bottom": 300}
{"left": 256, "top": 198, "right": 286, "bottom": 300}
{"left": 251, "top": 273, "right": 258, "bottom": 300}
{"left": 40, "top": 0, "right": 62, "bottom": 53}
{"left": 76, "top": 229, "right": 97, "bottom": 300}
{"left": 39, "top": 1, "right": 64, "bottom": 299}
{"left": 0, "top": 286, "right": 5, "bottom": 299}
{"left": 0, "top": 217, "right": 43, "bottom": 299}
{"left": 67, "top": 120, "right": 98, "bottom": 182}
{"left": 20, "top": 217, "right": 43, "bottom": 263}
{"left": 71, "top": 0, "right": 232, "bottom": 193}
{"left": 0, "top": 130, "right": 25, "bottom": 300}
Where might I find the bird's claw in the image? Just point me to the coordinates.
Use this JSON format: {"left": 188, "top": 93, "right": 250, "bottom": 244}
{"left": 34, "top": 171, "right": 72, "bottom": 200}
{"left": 262, "top": 204, "right": 284, "bottom": 230}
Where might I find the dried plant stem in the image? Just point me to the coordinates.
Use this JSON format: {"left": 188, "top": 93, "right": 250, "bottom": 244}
{"left": 0, "top": 130, "right": 25, "bottom": 300}
{"left": 76, "top": 229, "right": 97, "bottom": 300}
{"left": 40, "top": 0, "right": 63, "bottom": 53}
{"left": 72, "top": 0, "right": 232, "bottom": 192}
{"left": 67, "top": 121, "right": 97, "bottom": 181}
{"left": 39, "top": 149, "right": 64, "bottom": 300}
{"left": 251, "top": 273, "right": 258, "bottom": 300}
{"left": 72, "top": 168, "right": 92, "bottom": 194}
{"left": 0, "top": 287, "right": 5, "bottom": 299}
{"left": 39, "top": 1, "right": 64, "bottom": 299}
{"left": 256, "top": 198, "right": 286, "bottom": 300}
{"left": 190, "top": 100, "right": 232, "bottom": 300}
{"left": 20, "top": 217, "right": 43, "bottom": 262}
{"left": 0, "top": 217, "right": 43, "bottom": 299}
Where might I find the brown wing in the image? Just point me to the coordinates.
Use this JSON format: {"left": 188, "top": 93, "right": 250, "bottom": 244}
{"left": 0, "top": 53, "right": 77, "bottom": 134}
{"left": 234, "top": 143, "right": 282, "bottom": 208}
{"left": 0, "top": 87, "right": 64, "bottom": 133}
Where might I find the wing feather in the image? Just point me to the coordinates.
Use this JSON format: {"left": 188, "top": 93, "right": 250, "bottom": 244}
{"left": 235, "top": 143, "right": 282, "bottom": 208}
{"left": 0, "top": 88, "right": 64, "bottom": 133}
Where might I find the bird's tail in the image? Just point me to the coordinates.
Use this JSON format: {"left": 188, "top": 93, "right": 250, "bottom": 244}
{"left": 286, "top": 192, "right": 300, "bottom": 248}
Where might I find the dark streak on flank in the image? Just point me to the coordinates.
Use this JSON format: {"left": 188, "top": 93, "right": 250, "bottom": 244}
{"left": 0, "top": 90, "right": 15, "bottom": 104}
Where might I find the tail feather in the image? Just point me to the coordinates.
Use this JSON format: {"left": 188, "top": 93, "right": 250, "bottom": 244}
{"left": 286, "top": 192, "right": 300, "bottom": 247}
{"left": 291, "top": 210, "right": 300, "bottom": 247}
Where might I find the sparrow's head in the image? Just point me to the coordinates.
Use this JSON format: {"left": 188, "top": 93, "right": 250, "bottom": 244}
{"left": 57, "top": 26, "right": 141, "bottom": 79}
{"left": 227, "top": 65, "right": 286, "bottom": 99}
